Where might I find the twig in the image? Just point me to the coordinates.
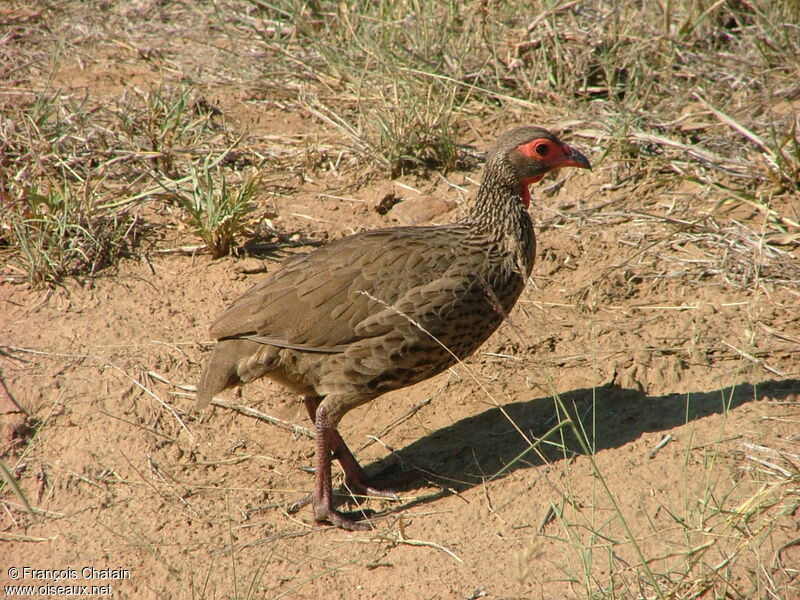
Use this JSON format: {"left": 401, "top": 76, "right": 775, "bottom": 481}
{"left": 0, "top": 532, "right": 51, "bottom": 542}
{"left": 150, "top": 371, "right": 314, "bottom": 439}
{"left": 150, "top": 244, "right": 207, "bottom": 255}
{"left": 757, "top": 322, "right": 800, "bottom": 346}
{"left": 743, "top": 454, "right": 792, "bottom": 478}
{"left": 648, "top": 434, "right": 673, "bottom": 459}
{"left": 148, "top": 370, "right": 194, "bottom": 392}
{"left": 110, "top": 365, "right": 193, "bottom": 438}
{"left": 721, "top": 341, "right": 786, "bottom": 377}
{"left": 741, "top": 442, "right": 799, "bottom": 463}
{"left": 209, "top": 398, "right": 314, "bottom": 440}
{"left": 376, "top": 518, "right": 464, "bottom": 563}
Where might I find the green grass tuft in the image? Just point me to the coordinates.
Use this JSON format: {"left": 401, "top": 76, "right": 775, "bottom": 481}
{"left": 2, "top": 178, "right": 138, "bottom": 287}
{"left": 175, "top": 160, "right": 260, "bottom": 258}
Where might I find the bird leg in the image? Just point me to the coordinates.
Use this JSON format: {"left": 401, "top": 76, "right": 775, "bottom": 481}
{"left": 312, "top": 402, "right": 371, "bottom": 531}
{"left": 304, "top": 396, "right": 413, "bottom": 499}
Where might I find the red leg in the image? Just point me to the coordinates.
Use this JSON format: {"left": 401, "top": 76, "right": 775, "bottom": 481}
{"left": 303, "top": 396, "right": 414, "bottom": 499}
{"left": 311, "top": 402, "right": 371, "bottom": 531}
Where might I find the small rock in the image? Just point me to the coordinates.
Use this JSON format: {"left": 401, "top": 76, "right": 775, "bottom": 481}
{"left": 391, "top": 195, "right": 456, "bottom": 225}
{"left": 375, "top": 191, "right": 401, "bottom": 215}
{"left": 236, "top": 258, "right": 268, "bottom": 274}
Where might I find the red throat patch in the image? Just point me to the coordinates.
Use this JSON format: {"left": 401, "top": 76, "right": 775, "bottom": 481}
{"left": 519, "top": 176, "right": 543, "bottom": 208}
{"left": 520, "top": 184, "right": 531, "bottom": 208}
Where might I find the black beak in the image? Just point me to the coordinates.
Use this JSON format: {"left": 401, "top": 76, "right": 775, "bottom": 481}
{"left": 563, "top": 147, "right": 592, "bottom": 171}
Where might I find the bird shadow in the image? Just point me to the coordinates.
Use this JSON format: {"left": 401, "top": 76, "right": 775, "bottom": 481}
{"left": 354, "top": 377, "right": 800, "bottom": 514}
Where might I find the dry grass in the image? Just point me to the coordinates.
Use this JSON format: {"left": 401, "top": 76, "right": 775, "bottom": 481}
{"left": 2, "top": 0, "right": 797, "bottom": 286}
{"left": 515, "top": 385, "right": 800, "bottom": 600}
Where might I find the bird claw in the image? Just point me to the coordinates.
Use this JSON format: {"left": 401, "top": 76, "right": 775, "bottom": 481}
{"left": 347, "top": 484, "right": 399, "bottom": 502}
{"left": 289, "top": 465, "right": 416, "bottom": 513}
{"left": 287, "top": 493, "right": 313, "bottom": 513}
{"left": 286, "top": 474, "right": 404, "bottom": 515}
{"left": 344, "top": 467, "right": 418, "bottom": 501}
{"left": 290, "top": 492, "right": 375, "bottom": 529}
{"left": 319, "top": 507, "right": 374, "bottom": 531}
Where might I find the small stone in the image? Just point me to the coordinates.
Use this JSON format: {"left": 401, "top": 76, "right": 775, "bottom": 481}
{"left": 390, "top": 195, "right": 456, "bottom": 225}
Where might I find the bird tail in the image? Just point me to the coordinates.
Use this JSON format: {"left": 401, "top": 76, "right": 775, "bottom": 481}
{"left": 194, "top": 340, "right": 243, "bottom": 410}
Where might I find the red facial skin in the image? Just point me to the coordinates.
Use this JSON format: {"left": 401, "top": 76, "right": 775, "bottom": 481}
{"left": 515, "top": 138, "right": 588, "bottom": 208}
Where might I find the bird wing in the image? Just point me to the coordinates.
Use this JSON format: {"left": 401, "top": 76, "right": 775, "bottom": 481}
{"left": 208, "top": 225, "right": 488, "bottom": 353}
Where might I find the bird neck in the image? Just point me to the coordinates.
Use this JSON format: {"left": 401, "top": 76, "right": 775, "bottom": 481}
{"left": 467, "top": 163, "right": 532, "bottom": 239}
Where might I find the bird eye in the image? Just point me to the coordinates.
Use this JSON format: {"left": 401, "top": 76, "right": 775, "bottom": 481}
{"left": 534, "top": 143, "right": 550, "bottom": 156}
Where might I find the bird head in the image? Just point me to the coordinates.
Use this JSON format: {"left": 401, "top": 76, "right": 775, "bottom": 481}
{"left": 494, "top": 127, "right": 592, "bottom": 208}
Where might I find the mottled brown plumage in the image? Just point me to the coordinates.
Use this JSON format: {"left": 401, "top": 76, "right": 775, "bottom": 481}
{"left": 196, "top": 126, "right": 591, "bottom": 529}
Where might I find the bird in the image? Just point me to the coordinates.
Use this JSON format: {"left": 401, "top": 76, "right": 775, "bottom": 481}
{"left": 195, "top": 126, "right": 591, "bottom": 530}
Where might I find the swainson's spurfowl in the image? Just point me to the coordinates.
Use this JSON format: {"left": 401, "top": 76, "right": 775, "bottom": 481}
{"left": 196, "top": 126, "right": 591, "bottom": 529}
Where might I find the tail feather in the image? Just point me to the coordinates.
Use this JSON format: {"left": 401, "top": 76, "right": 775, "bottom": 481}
{"left": 195, "top": 340, "right": 245, "bottom": 410}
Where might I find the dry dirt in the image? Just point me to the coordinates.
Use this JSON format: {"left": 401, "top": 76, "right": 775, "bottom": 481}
{"left": 2, "top": 7, "right": 800, "bottom": 600}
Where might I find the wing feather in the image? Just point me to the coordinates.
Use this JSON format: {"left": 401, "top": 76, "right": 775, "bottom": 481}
{"left": 209, "top": 226, "right": 469, "bottom": 352}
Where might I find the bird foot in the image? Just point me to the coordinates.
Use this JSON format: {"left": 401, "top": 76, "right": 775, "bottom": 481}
{"left": 287, "top": 468, "right": 415, "bottom": 514}
{"left": 287, "top": 493, "right": 313, "bottom": 514}
{"left": 288, "top": 489, "right": 376, "bottom": 530}
{"left": 314, "top": 505, "right": 373, "bottom": 531}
